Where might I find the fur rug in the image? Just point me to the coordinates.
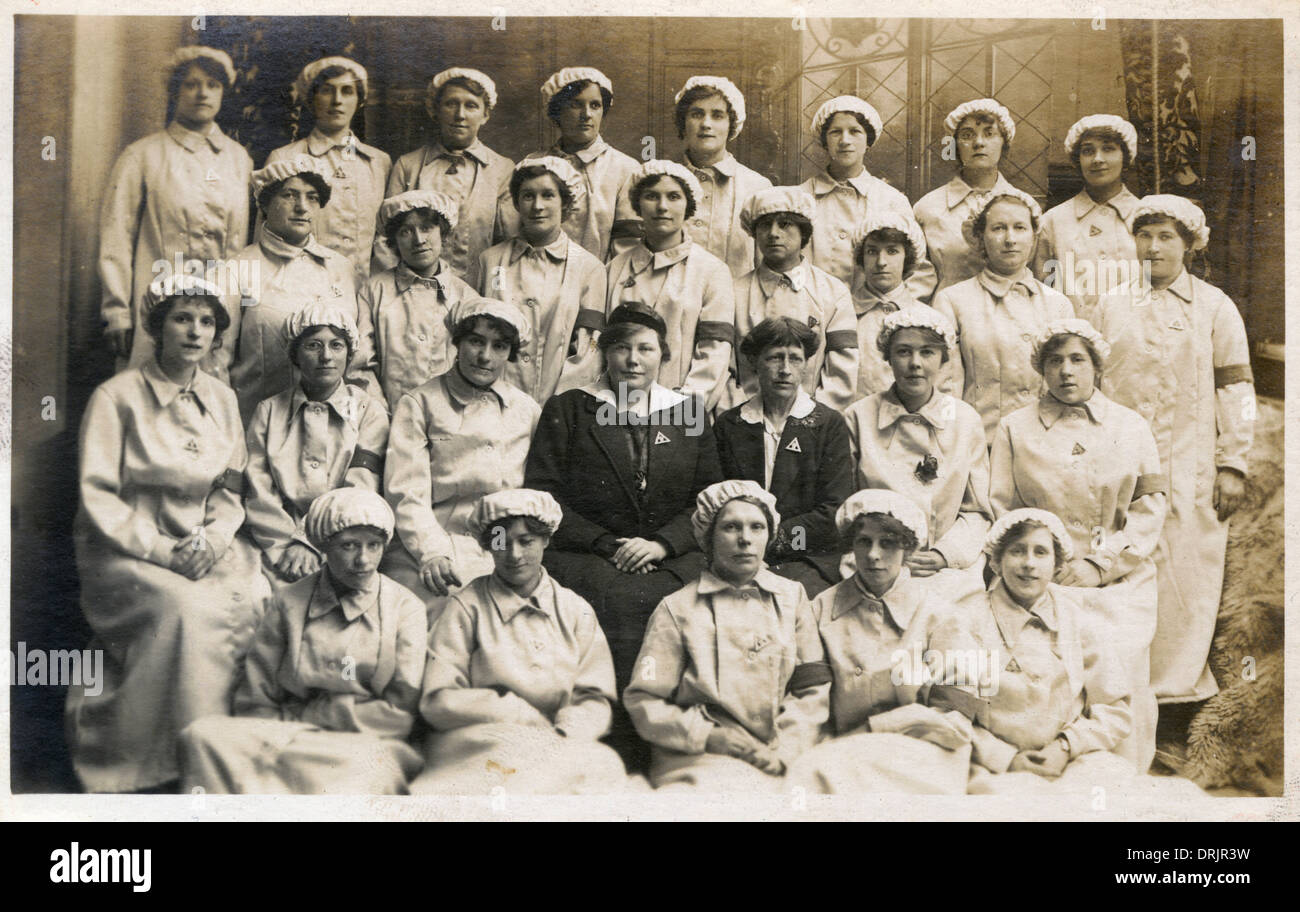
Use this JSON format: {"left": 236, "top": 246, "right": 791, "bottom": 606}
{"left": 1180, "top": 396, "right": 1285, "bottom": 795}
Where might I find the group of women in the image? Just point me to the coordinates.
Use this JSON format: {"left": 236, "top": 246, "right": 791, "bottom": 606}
{"left": 67, "top": 45, "right": 1254, "bottom": 797}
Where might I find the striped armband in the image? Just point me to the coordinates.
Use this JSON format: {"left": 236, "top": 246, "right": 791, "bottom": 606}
{"left": 1214, "top": 364, "right": 1254, "bottom": 388}
{"left": 695, "top": 320, "right": 736, "bottom": 345}
{"left": 609, "top": 219, "right": 644, "bottom": 240}
{"left": 1131, "top": 473, "right": 1168, "bottom": 500}
{"left": 349, "top": 448, "right": 384, "bottom": 475}
{"left": 825, "top": 329, "right": 859, "bottom": 352}
{"left": 785, "top": 661, "right": 834, "bottom": 693}
{"left": 212, "top": 468, "right": 246, "bottom": 495}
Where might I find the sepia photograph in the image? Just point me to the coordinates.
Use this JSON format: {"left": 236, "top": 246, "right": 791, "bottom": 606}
{"left": 4, "top": 1, "right": 1293, "bottom": 828}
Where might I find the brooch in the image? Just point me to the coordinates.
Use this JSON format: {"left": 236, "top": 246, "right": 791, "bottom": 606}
{"left": 914, "top": 454, "right": 939, "bottom": 484}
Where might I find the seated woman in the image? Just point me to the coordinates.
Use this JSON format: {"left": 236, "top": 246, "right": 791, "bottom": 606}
{"left": 181, "top": 488, "right": 426, "bottom": 795}
{"left": 409, "top": 489, "right": 627, "bottom": 795}
{"left": 931, "top": 187, "right": 1075, "bottom": 446}
{"left": 242, "top": 304, "right": 389, "bottom": 587}
{"left": 67, "top": 274, "right": 270, "bottom": 792}
{"left": 524, "top": 302, "right": 721, "bottom": 708}
{"left": 226, "top": 156, "right": 360, "bottom": 423}
{"left": 383, "top": 296, "right": 541, "bottom": 617}
{"left": 787, "top": 490, "right": 974, "bottom": 795}
{"left": 624, "top": 480, "right": 830, "bottom": 791}
{"left": 851, "top": 211, "right": 950, "bottom": 403}
{"left": 714, "top": 317, "right": 854, "bottom": 597}
{"left": 843, "top": 308, "right": 992, "bottom": 577}
{"left": 991, "top": 320, "right": 1166, "bottom": 772}
{"left": 726, "top": 187, "right": 858, "bottom": 413}
{"left": 478, "top": 156, "right": 607, "bottom": 404}
{"left": 605, "top": 160, "right": 735, "bottom": 406}
{"left": 357, "top": 190, "right": 476, "bottom": 411}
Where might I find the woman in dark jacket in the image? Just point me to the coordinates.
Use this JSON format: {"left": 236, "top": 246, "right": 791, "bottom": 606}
{"left": 525, "top": 303, "right": 722, "bottom": 707}
{"left": 714, "top": 317, "right": 854, "bottom": 597}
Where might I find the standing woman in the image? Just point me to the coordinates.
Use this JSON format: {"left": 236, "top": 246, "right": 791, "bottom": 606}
{"left": 500, "top": 67, "right": 641, "bottom": 260}
{"left": 798, "top": 95, "right": 936, "bottom": 302}
{"left": 914, "top": 98, "right": 1024, "bottom": 293}
{"left": 1033, "top": 116, "right": 1140, "bottom": 322}
{"left": 990, "top": 320, "right": 1166, "bottom": 771}
{"left": 625, "top": 481, "right": 831, "bottom": 791}
{"left": 266, "top": 56, "right": 391, "bottom": 281}
{"left": 410, "top": 490, "right": 627, "bottom": 795}
{"left": 67, "top": 274, "right": 270, "bottom": 792}
{"left": 1092, "top": 196, "right": 1253, "bottom": 708}
{"left": 226, "top": 157, "right": 360, "bottom": 424}
{"left": 383, "top": 297, "right": 541, "bottom": 617}
{"left": 99, "top": 46, "right": 253, "bottom": 374}
{"left": 478, "top": 156, "right": 607, "bottom": 404}
{"left": 242, "top": 305, "right": 390, "bottom": 587}
{"left": 673, "top": 75, "right": 772, "bottom": 278}
{"left": 932, "top": 188, "right": 1075, "bottom": 445}
{"left": 382, "top": 68, "right": 513, "bottom": 286}
{"left": 606, "top": 160, "right": 736, "bottom": 406}
{"left": 843, "top": 308, "right": 991, "bottom": 576}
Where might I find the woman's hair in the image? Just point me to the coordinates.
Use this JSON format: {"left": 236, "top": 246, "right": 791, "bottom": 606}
{"left": 705, "top": 495, "right": 775, "bottom": 562}
{"left": 165, "top": 55, "right": 231, "bottom": 123}
{"left": 1070, "top": 126, "right": 1132, "bottom": 171}
{"left": 256, "top": 171, "right": 333, "bottom": 213}
{"left": 752, "top": 212, "right": 814, "bottom": 248}
{"left": 954, "top": 111, "right": 1012, "bottom": 162}
{"left": 1131, "top": 212, "right": 1198, "bottom": 252}
{"left": 673, "top": 85, "right": 738, "bottom": 141}
{"left": 857, "top": 226, "right": 918, "bottom": 278}
{"left": 288, "top": 323, "right": 353, "bottom": 370}
{"left": 382, "top": 207, "right": 453, "bottom": 251}
{"left": 598, "top": 317, "right": 672, "bottom": 364}
{"left": 145, "top": 293, "right": 231, "bottom": 350}
{"left": 818, "top": 110, "right": 876, "bottom": 150}
{"left": 991, "top": 519, "right": 1069, "bottom": 570}
{"left": 971, "top": 194, "right": 1039, "bottom": 256}
{"left": 886, "top": 326, "right": 950, "bottom": 365}
{"left": 838, "top": 512, "right": 920, "bottom": 555}
{"left": 1039, "top": 333, "right": 1104, "bottom": 384}
{"left": 546, "top": 78, "right": 612, "bottom": 123}
{"left": 306, "top": 63, "right": 367, "bottom": 109}
{"left": 432, "top": 75, "right": 493, "bottom": 111}
{"left": 740, "top": 316, "right": 820, "bottom": 364}
{"left": 629, "top": 172, "right": 697, "bottom": 219}
{"left": 476, "top": 515, "right": 553, "bottom": 552}
{"left": 451, "top": 314, "right": 522, "bottom": 362}
{"left": 508, "top": 165, "right": 576, "bottom": 216}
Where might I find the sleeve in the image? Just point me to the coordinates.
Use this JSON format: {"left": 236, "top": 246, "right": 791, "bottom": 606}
{"left": 523, "top": 396, "right": 617, "bottom": 552}
{"left": 970, "top": 725, "right": 1022, "bottom": 773}
{"left": 553, "top": 602, "right": 617, "bottom": 741}
{"left": 650, "top": 407, "right": 722, "bottom": 558}
{"left": 1211, "top": 293, "right": 1255, "bottom": 476}
{"left": 1031, "top": 218, "right": 1058, "bottom": 287}
{"left": 383, "top": 392, "right": 450, "bottom": 566}
{"left": 1060, "top": 609, "right": 1134, "bottom": 757}
{"left": 680, "top": 260, "right": 736, "bottom": 406}
{"left": 842, "top": 399, "right": 864, "bottom": 472}
{"left": 97, "top": 144, "right": 146, "bottom": 335}
{"left": 555, "top": 257, "right": 607, "bottom": 394}
{"left": 351, "top": 591, "right": 429, "bottom": 739}
{"left": 419, "top": 598, "right": 551, "bottom": 730}
{"left": 200, "top": 410, "right": 249, "bottom": 559}
{"left": 623, "top": 602, "right": 715, "bottom": 754}
{"left": 607, "top": 169, "right": 643, "bottom": 260}
{"left": 77, "top": 386, "right": 180, "bottom": 566}
{"left": 1084, "top": 420, "right": 1167, "bottom": 584}
{"left": 930, "top": 289, "right": 966, "bottom": 400}
{"left": 815, "top": 280, "right": 860, "bottom": 412}
{"left": 351, "top": 278, "right": 382, "bottom": 399}
{"left": 369, "top": 160, "right": 409, "bottom": 273}
{"left": 772, "top": 594, "right": 832, "bottom": 764}
{"left": 988, "top": 416, "right": 1021, "bottom": 517}
{"left": 931, "top": 412, "right": 993, "bottom": 569}
{"left": 240, "top": 399, "right": 302, "bottom": 565}
{"left": 345, "top": 396, "right": 389, "bottom": 491}
{"left": 773, "top": 412, "right": 853, "bottom": 558}
{"left": 205, "top": 260, "right": 240, "bottom": 379}
{"left": 232, "top": 598, "right": 291, "bottom": 720}
{"left": 903, "top": 255, "right": 939, "bottom": 306}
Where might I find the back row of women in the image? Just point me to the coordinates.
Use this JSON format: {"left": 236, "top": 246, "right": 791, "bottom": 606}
{"left": 71, "top": 46, "right": 1253, "bottom": 795}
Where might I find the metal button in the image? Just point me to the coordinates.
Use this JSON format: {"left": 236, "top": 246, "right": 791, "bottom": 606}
{"left": 522, "top": 354, "right": 531, "bottom": 362}
{"left": 524, "top": 298, "right": 538, "bottom": 308}
{"left": 418, "top": 333, "right": 427, "bottom": 342}
{"left": 854, "top": 666, "right": 864, "bottom": 677}
{"left": 310, "top": 460, "right": 321, "bottom": 469}
{"left": 838, "top": 231, "right": 848, "bottom": 239}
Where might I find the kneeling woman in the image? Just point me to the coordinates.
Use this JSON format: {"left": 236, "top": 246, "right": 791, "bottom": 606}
{"left": 181, "top": 489, "right": 426, "bottom": 794}
{"left": 410, "top": 490, "right": 627, "bottom": 795}
{"left": 625, "top": 481, "right": 830, "bottom": 791}
{"left": 68, "top": 274, "right": 270, "bottom": 792}
{"left": 786, "top": 490, "right": 974, "bottom": 794}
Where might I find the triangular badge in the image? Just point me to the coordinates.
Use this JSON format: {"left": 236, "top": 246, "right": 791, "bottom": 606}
{"left": 785, "top": 438, "right": 802, "bottom": 453}
{"left": 1088, "top": 224, "right": 1103, "bottom": 237}
{"left": 654, "top": 431, "right": 671, "bottom": 445}
{"left": 1071, "top": 442, "right": 1086, "bottom": 455}
{"left": 1006, "top": 657, "right": 1022, "bottom": 673}
{"left": 1170, "top": 318, "right": 1186, "bottom": 331}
